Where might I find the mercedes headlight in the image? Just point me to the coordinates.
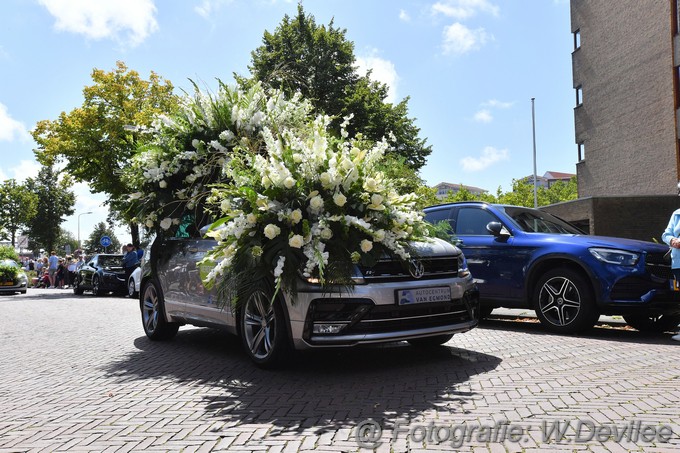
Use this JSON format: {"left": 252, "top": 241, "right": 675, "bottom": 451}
{"left": 589, "top": 248, "right": 639, "bottom": 266}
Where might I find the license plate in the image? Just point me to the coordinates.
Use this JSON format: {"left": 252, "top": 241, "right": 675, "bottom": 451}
{"left": 0, "top": 282, "right": 13, "bottom": 286}
{"left": 671, "top": 279, "right": 680, "bottom": 291}
{"left": 396, "top": 286, "right": 451, "bottom": 305}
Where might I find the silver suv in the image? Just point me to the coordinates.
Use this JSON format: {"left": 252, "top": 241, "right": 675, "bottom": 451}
{"left": 139, "top": 235, "right": 479, "bottom": 367}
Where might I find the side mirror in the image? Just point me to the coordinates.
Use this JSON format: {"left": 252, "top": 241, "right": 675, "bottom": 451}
{"left": 487, "top": 221, "right": 510, "bottom": 237}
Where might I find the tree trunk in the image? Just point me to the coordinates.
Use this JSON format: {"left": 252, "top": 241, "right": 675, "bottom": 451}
{"left": 129, "top": 222, "right": 140, "bottom": 247}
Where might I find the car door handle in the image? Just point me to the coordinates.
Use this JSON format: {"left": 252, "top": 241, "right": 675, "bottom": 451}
{"left": 187, "top": 246, "right": 198, "bottom": 253}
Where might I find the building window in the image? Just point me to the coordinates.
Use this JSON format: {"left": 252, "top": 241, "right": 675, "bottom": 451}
{"left": 578, "top": 142, "right": 585, "bottom": 162}
{"left": 675, "top": 0, "right": 680, "bottom": 35}
{"left": 573, "top": 29, "right": 581, "bottom": 50}
{"left": 575, "top": 85, "right": 583, "bottom": 107}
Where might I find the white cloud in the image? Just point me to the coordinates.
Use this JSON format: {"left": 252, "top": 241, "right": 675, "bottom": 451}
{"left": 38, "top": 0, "right": 158, "bottom": 47}
{"left": 399, "top": 9, "right": 411, "bottom": 22}
{"left": 355, "top": 52, "right": 400, "bottom": 103}
{"left": 0, "top": 103, "right": 30, "bottom": 142}
{"left": 0, "top": 160, "right": 42, "bottom": 183}
{"left": 432, "top": 0, "right": 499, "bottom": 20}
{"left": 460, "top": 146, "right": 509, "bottom": 171}
{"left": 442, "top": 22, "right": 491, "bottom": 55}
{"left": 482, "top": 99, "right": 514, "bottom": 109}
{"left": 194, "top": 0, "right": 233, "bottom": 19}
{"left": 473, "top": 109, "right": 493, "bottom": 123}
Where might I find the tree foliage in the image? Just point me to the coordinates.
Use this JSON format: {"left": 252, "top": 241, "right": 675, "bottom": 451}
{"left": 437, "top": 176, "right": 578, "bottom": 207}
{"left": 83, "top": 222, "right": 121, "bottom": 254}
{"left": 241, "top": 4, "right": 431, "bottom": 170}
{"left": 0, "top": 179, "right": 37, "bottom": 247}
{"left": 31, "top": 61, "right": 178, "bottom": 244}
{"left": 0, "top": 245, "right": 19, "bottom": 261}
{"left": 23, "top": 165, "right": 75, "bottom": 253}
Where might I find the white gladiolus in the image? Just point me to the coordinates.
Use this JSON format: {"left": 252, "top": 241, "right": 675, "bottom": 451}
{"left": 274, "top": 256, "right": 286, "bottom": 278}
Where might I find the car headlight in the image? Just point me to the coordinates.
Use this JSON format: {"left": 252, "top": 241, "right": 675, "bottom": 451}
{"left": 589, "top": 248, "right": 639, "bottom": 266}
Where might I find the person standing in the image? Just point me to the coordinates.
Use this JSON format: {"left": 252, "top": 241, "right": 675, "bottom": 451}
{"left": 47, "top": 251, "right": 59, "bottom": 288}
{"left": 122, "top": 243, "right": 139, "bottom": 292}
{"left": 661, "top": 183, "right": 680, "bottom": 342}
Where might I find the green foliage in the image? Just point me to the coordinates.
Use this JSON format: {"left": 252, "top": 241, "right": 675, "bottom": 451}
{"left": 83, "top": 222, "right": 122, "bottom": 254}
{"left": 0, "top": 263, "right": 19, "bottom": 283}
{"left": 436, "top": 176, "right": 578, "bottom": 208}
{"left": 23, "top": 165, "right": 75, "bottom": 253}
{"left": 0, "top": 179, "right": 37, "bottom": 247}
{"left": 0, "top": 245, "right": 19, "bottom": 261}
{"left": 242, "top": 3, "right": 432, "bottom": 170}
{"left": 31, "top": 61, "right": 179, "bottom": 244}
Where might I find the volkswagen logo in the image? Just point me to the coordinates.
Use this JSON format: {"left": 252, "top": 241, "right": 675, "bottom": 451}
{"left": 408, "top": 259, "right": 425, "bottom": 279}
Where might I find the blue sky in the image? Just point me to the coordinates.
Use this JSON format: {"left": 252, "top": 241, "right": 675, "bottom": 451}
{"left": 0, "top": 0, "right": 574, "bottom": 243}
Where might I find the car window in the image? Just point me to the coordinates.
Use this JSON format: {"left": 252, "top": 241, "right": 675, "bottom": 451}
{"left": 423, "top": 207, "right": 455, "bottom": 232}
{"left": 455, "top": 208, "right": 497, "bottom": 235}
{"left": 503, "top": 207, "right": 582, "bottom": 234}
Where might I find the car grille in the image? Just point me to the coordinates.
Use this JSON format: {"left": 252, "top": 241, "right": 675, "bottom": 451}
{"left": 304, "top": 290, "right": 478, "bottom": 342}
{"left": 610, "top": 276, "right": 668, "bottom": 301}
{"left": 645, "top": 251, "right": 672, "bottom": 280}
{"left": 358, "top": 256, "right": 459, "bottom": 282}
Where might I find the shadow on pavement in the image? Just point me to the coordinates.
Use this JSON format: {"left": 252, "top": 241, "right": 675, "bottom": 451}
{"left": 104, "top": 328, "right": 501, "bottom": 433}
{"left": 480, "top": 316, "right": 679, "bottom": 345}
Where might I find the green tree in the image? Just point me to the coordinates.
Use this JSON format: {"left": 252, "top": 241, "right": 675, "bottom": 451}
{"left": 0, "top": 245, "right": 19, "bottom": 261}
{"left": 31, "top": 61, "right": 178, "bottom": 245}
{"left": 56, "top": 228, "right": 79, "bottom": 257}
{"left": 24, "top": 165, "right": 75, "bottom": 253}
{"left": 241, "top": 4, "right": 431, "bottom": 169}
{"left": 0, "top": 179, "right": 37, "bottom": 247}
{"left": 83, "top": 222, "right": 121, "bottom": 254}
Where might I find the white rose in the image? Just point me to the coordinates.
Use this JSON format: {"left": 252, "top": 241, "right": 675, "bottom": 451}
{"left": 159, "top": 180, "right": 167, "bottom": 189}
{"left": 145, "top": 219, "right": 154, "bottom": 228}
{"left": 360, "top": 239, "right": 373, "bottom": 253}
{"left": 309, "top": 195, "right": 324, "bottom": 212}
{"left": 283, "top": 176, "right": 296, "bottom": 189}
{"left": 364, "top": 178, "right": 378, "bottom": 192}
{"left": 374, "top": 229, "right": 386, "bottom": 242}
{"left": 290, "top": 209, "right": 302, "bottom": 224}
{"left": 371, "top": 194, "right": 383, "bottom": 206}
{"left": 264, "top": 223, "right": 281, "bottom": 240}
{"left": 320, "top": 228, "right": 333, "bottom": 240}
{"left": 160, "top": 218, "right": 173, "bottom": 230}
{"left": 246, "top": 213, "right": 258, "bottom": 225}
{"left": 220, "top": 199, "right": 231, "bottom": 212}
{"left": 288, "top": 234, "right": 304, "bottom": 248}
{"left": 320, "top": 172, "right": 332, "bottom": 187}
{"left": 333, "top": 193, "right": 347, "bottom": 207}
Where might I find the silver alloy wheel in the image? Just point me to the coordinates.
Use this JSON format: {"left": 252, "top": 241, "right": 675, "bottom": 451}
{"left": 142, "top": 284, "right": 159, "bottom": 335}
{"left": 128, "top": 278, "right": 136, "bottom": 297}
{"left": 242, "top": 290, "right": 277, "bottom": 360}
{"left": 537, "top": 276, "right": 581, "bottom": 326}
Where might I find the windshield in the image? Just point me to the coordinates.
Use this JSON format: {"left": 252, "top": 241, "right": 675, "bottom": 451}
{"left": 501, "top": 206, "right": 584, "bottom": 234}
{"left": 0, "top": 259, "right": 19, "bottom": 268}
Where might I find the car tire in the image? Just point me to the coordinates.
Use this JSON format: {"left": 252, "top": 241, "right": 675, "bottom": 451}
{"left": 534, "top": 268, "right": 599, "bottom": 334}
{"left": 623, "top": 313, "right": 680, "bottom": 333}
{"left": 140, "top": 280, "right": 179, "bottom": 341}
{"left": 407, "top": 334, "right": 454, "bottom": 347}
{"left": 128, "top": 277, "right": 138, "bottom": 298}
{"left": 92, "top": 276, "right": 104, "bottom": 296}
{"left": 72, "top": 276, "right": 84, "bottom": 295}
{"left": 239, "top": 287, "right": 290, "bottom": 368}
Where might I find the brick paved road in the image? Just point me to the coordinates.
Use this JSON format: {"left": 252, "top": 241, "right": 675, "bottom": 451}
{"left": 0, "top": 289, "right": 678, "bottom": 452}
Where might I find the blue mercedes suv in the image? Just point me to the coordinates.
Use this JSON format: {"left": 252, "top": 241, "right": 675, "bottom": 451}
{"left": 423, "top": 202, "right": 680, "bottom": 334}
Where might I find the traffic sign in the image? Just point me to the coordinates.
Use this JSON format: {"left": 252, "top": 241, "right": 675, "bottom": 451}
{"left": 100, "top": 236, "right": 112, "bottom": 247}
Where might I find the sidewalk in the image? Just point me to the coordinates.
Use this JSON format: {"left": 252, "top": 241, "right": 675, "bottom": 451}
{"left": 490, "top": 308, "right": 627, "bottom": 325}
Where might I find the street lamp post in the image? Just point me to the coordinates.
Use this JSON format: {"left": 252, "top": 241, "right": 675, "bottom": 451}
{"left": 78, "top": 211, "right": 93, "bottom": 250}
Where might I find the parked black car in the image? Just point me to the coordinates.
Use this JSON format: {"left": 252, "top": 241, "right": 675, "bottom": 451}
{"left": 73, "top": 254, "right": 126, "bottom": 296}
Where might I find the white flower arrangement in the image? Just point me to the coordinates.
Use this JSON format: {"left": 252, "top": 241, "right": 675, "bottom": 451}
{"left": 125, "top": 81, "right": 433, "bottom": 307}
